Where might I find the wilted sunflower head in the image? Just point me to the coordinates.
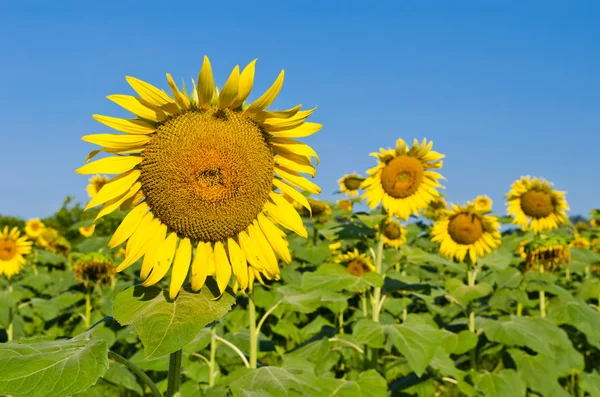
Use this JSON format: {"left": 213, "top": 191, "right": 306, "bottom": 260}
{"left": 506, "top": 176, "right": 569, "bottom": 233}
{"left": 473, "top": 195, "right": 492, "bottom": 213}
{"left": 432, "top": 203, "right": 501, "bottom": 264}
{"left": 50, "top": 236, "right": 71, "bottom": 256}
{"left": 362, "top": 138, "right": 444, "bottom": 221}
{"left": 87, "top": 175, "right": 109, "bottom": 198}
{"left": 0, "top": 226, "right": 32, "bottom": 279}
{"left": 575, "top": 222, "right": 590, "bottom": 232}
{"left": 79, "top": 225, "right": 95, "bottom": 238}
{"left": 336, "top": 249, "right": 375, "bottom": 277}
{"left": 25, "top": 218, "right": 45, "bottom": 238}
{"left": 74, "top": 253, "right": 116, "bottom": 287}
{"left": 520, "top": 236, "right": 570, "bottom": 271}
{"left": 569, "top": 235, "right": 590, "bottom": 249}
{"left": 381, "top": 219, "right": 407, "bottom": 249}
{"left": 37, "top": 227, "right": 58, "bottom": 249}
{"left": 338, "top": 174, "right": 364, "bottom": 197}
{"left": 77, "top": 56, "right": 321, "bottom": 299}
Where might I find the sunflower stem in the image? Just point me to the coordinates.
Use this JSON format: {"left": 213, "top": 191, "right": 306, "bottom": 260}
{"left": 166, "top": 349, "right": 182, "bottom": 397}
{"left": 539, "top": 264, "right": 546, "bottom": 318}
{"left": 84, "top": 290, "right": 92, "bottom": 329}
{"left": 338, "top": 311, "right": 344, "bottom": 334}
{"left": 7, "top": 281, "right": 13, "bottom": 342}
{"left": 360, "top": 294, "right": 368, "bottom": 317}
{"left": 248, "top": 295, "right": 258, "bottom": 369}
{"left": 467, "top": 267, "right": 477, "bottom": 370}
{"left": 208, "top": 327, "right": 217, "bottom": 386}
{"left": 108, "top": 351, "right": 162, "bottom": 397}
{"left": 516, "top": 302, "right": 523, "bottom": 316}
{"left": 371, "top": 230, "right": 385, "bottom": 323}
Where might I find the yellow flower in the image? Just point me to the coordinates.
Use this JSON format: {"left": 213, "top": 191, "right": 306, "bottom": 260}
{"left": 432, "top": 203, "right": 501, "bottom": 263}
{"left": 506, "top": 176, "right": 569, "bottom": 233}
{"left": 381, "top": 218, "right": 407, "bottom": 249}
{"left": 87, "top": 175, "right": 109, "bottom": 198}
{"left": 362, "top": 138, "right": 444, "bottom": 220}
{"left": 337, "top": 199, "right": 353, "bottom": 212}
{"left": 570, "top": 235, "right": 590, "bottom": 249}
{"left": 79, "top": 225, "right": 95, "bottom": 238}
{"left": 77, "top": 56, "right": 321, "bottom": 299}
{"left": 25, "top": 218, "right": 45, "bottom": 238}
{"left": 336, "top": 249, "right": 375, "bottom": 277}
{"left": 49, "top": 237, "right": 71, "bottom": 256}
{"left": 113, "top": 246, "right": 126, "bottom": 259}
{"left": 422, "top": 196, "right": 448, "bottom": 221}
{"left": 298, "top": 198, "right": 331, "bottom": 220}
{"left": 37, "top": 227, "right": 58, "bottom": 249}
{"left": 520, "top": 237, "right": 570, "bottom": 271}
{"left": 473, "top": 195, "right": 492, "bottom": 213}
{"left": 592, "top": 219, "right": 600, "bottom": 229}
{"left": 575, "top": 222, "right": 590, "bottom": 232}
{"left": 328, "top": 241, "right": 342, "bottom": 254}
{"left": 0, "top": 226, "right": 32, "bottom": 278}
{"left": 338, "top": 174, "right": 364, "bottom": 197}
{"left": 73, "top": 253, "right": 116, "bottom": 287}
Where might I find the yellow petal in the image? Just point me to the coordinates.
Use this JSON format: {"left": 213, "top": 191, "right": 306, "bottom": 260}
{"left": 197, "top": 56, "right": 215, "bottom": 107}
{"left": 82, "top": 134, "right": 151, "bottom": 151}
{"left": 85, "top": 170, "right": 140, "bottom": 210}
{"left": 107, "top": 95, "right": 167, "bottom": 121}
{"left": 272, "top": 179, "right": 311, "bottom": 215}
{"left": 166, "top": 73, "right": 191, "bottom": 110}
{"left": 259, "top": 107, "right": 316, "bottom": 131}
{"left": 227, "top": 238, "right": 248, "bottom": 292}
{"left": 76, "top": 155, "right": 142, "bottom": 175}
{"left": 264, "top": 192, "right": 307, "bottom": 238}
{"left": 143, "top": 232, "right": 178, "bottom": 286}
{"left": 140, "top": 223, "right": 167, "bottom": 280}
{"left": 116, "top": 213, "right": 156, "bottom": 272}
{"left": 95, "top": 182, "right": 141, "bottom": 221}
{"left": 270, "top": 122, "right": 322, "bottom": 138}
{"left": 191, "top": 242, "right": 211, "bottom": 291}
{"left": 254, "top": 104, "right": 302, "bottom": 120}
{"left": 245, "top": 70, "right": 284, "bottom": 114}
{"left": 257, "top": 213, "right": 291, "bottom": 264}
{"left": 169, "top": 237, "right": 192, "bottom": 299}
{"left": 231, "top": 59, "right": 256, "bottom": 109}
{"left": 108, "top": 203, "right": 149, "bottom": 248}
{"left": 213, "top": 242, "right": 232, "bottom": 295}
{"left": 238, "top": 230, "right": 267, "bottom": 272}
{"left": 275, "top": 166, "right": 320, "bottom": 194}
{"left": 218, "top": 65, "right": 240, "bottom": 110}
{"left": 125, "top": 76, "right": 179, "bottom": 114}
{"left": 274, "top": 155, "right": 316, "bottom": 177}
{"left": 92, "top": 115, "right": 156, "bottom": 135}
{"left": 271, "top": 137, "right": 319, "bottom": 165}
{"left": 248, "top": 222, "right": 279, "bottom": 276}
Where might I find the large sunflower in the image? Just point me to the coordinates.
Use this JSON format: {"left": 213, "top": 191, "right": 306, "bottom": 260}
{"left": 432, "top": 203, "right": 501, "bottom": 263}
{"left": 506, "top": 176, "right": 569, "bottom": 233}
{"left": 25, "top": 218, "right": 45, "bottom": 238}
{"left": 362, "top": 138, "right": 444, "bottom": 220}
{"left": 77, "top": 57, "right": 320, "bottom": 299}
{"left": 87, "top": 175, "right": 109, "bottom": 198}
{"left": 381, "top": 218, "right": 407, "bottom": 249}
{"left": 338, "top": 174, "right": 364, "bottom": 197}
{"left": 0, "top": 226, "right": 32, "bottom": 278}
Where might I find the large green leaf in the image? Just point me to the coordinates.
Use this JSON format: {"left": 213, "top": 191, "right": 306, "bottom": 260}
{"left": 580, "top": 371, "right": 600, "bottom": 397}
{"left": 0, "top": 333, "right": 109, "bottom": 397}
{"left": 446, "top": 278, "right": 492, "bottom": 305}
{"left": 508, "top": 349, "right": 571, "bottom": 397}
{"left": 352, "top": 319, "right": 385, "bottom": 348}
{"left": 475, "top": 369, "right": 526, "bottom": 397}
{"left": 383, "top": 323, "right": 444, "bottom": 376}
{"left": 301, "top": 263, "right": 383, "bottom": 293}
{"left": 102, "top": 362, "right": 143, "bottom": 396}
{"left": 477, "top": 248, "right": 516, "bottom": 270}
{"left": 228, "top": 367, "right": 321, "bottom": 396}
{"left": 112, "top": 283, "right": 235, "bottom": 359}
{"left": 319, "top": 370, "right": 387, "bottom": 397}
{"left": 571, "top": 248, "right": 600, "bottom": 264}
{"left": 548, "top": 299, "right": 600, "bottom": 347}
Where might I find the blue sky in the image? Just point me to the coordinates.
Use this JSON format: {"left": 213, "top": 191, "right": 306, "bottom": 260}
{"left": 1, "top": 1, "right": 599, "bottom": 219}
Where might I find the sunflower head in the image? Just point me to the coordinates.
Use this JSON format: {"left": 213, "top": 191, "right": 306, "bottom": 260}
{"left": 422, "top": 196, "right": 448, "bottom": 221}
{"left": 473, "top": 195, "right": 493, "bottom": 213}
{"left": 25, "top": 218, "right": 45, "bottom": 238}
{"left": 506, "top": 176, "right": 569, "bottom": 233}
{"left": 79, "top": 225, "right": 95, "bottom": 238}
{"left": 336, "top": 249, "right": 375, "bottom": 277}
{"left": 381, "top": 219, "right": 407, "bottom": 249}
{"left": 338, "top": 174, "right": 364, "bottom": 197}
{"left": 520, "top": 236, "right": 570, "bottom": 271}
{"left": 591, "top": 219, "right": 600, "bottom": 230}
{"left": 569, "top": 235, "right": 590, "bottom": 249}
{"left": 298, "top": 198, "right": 331, "bottom": 221}
{"left": 575, "top": 222, "right": 590, "bottom": 232}
{"left": 49, "top": 236, "right": 71, "bottom": 256}
{"left": 37, "top": 227, "right": 58, "bottom": 249}
{"left": 77, "top": 56, "right": 321, "bottom": 299}
{"left": 73, "top": 253, "right": 116, "bottom": 287}
{"left": 0, "top": 226, "right": 32, "bottom": 278}
{"left": 432, "top": 203, "right": 501, "bottom": 264}
{"left": 337, "top": 199, "right": 353, "bottom": 212}
{"left": 87, "top": 175, "right": 109, "bottom": 198}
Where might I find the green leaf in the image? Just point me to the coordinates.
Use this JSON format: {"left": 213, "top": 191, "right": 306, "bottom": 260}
{"left": 477, "top": 248, "right": 515, "bottom": 270}
{"left": 580, "top": 371, "right": 600, "bottom": 397}
{"left": 301, "top": 263, "right": 383, "bottom": 293}
{"left": 0, "top": 334, "right": 109, "bottom": 397}
{"left": 446, "top": 278, "right": 492, "bottom": 305}
{"left": 475, "top": 369, "right": 526, "bottom": 397}
{"left": 452, "top": 330, "right": 478, "bottom": 355}
{"left": 229, "top": 367, "right": 321, "bottom": 396}
{"left": 276, "top": 285, "right": 322, "bottom": 313}
{"left": 76, "top": 236, "right": 111, "bottom": 253}
{"left": 383, "top": 323, "right": 444, "bottom": 376}
{"left": 508, "top": 349, "right": 571, "bottom": 397}
{"left": 579, "top": 278, "right": 600, "bottom": 301}
{"left": 320, "top": 369, "right": 387, "bottom": 397}
{"left": 102, "top": 362, "right": 143, "bottom": 396}
{"left": 352, "top": 319, "right": 385, "bottom": 348}
{"left": 35, "top": 249, "right": 66, "bottom": 266}
{"left": 291, "top": 244, "right": 330, "bottom": 266}
{"left": 548, "top": 299, "right": 600, "bottom": 347}
{"left": 571, "top": 248, "right": 600, "bottom": 264}
{"left": 112, "top": 282, "right": 235, "bottom": 359}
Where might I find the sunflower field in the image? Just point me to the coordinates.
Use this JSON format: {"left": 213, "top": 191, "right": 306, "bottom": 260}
{"left": 2, "top": 58, "right": 600, "bottom": 397}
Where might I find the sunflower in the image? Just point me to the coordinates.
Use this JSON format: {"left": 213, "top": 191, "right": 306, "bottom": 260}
{"left": 337, "top": 199, "right": 353, "bottom": 212}
{"left": 87, "top": 175, "right": 109, "bottom": 198}
{"left": 328, "top": 241, "right": 342, "bottom": 255}
{"left": 506, "top": 176, "right": 569, "bottom": 233}
{"left": 592, "top": 219, "right": 600, "bottom": 230}
{"left": 74, "top": 253, "right": 116, "bottom": 287}
{"left": 37, "top": 227, "right": 58, "bottom": 250}
{"left": 473, "top": 195, "right": 492, "bottom": 213}
{"left": 77, "top": 57, "right": 321, "bottom": 299}
{"left": 79, "top": 225, "right": 95, "bottom": 238}
{"left": 519, "top": 236, "right": 570, "bottom": 271}
{"left": 335, "top": 249, "right": 375, "bottom": 277}
{"left": 362, "top": 139, "right": 444, "bottom": 221}
{"left": 381, "top": 219, "right": 407, "bottom": 249}
{"left": 338, "top": 174, "right": 364, "bottom": 197}
{"left": 50, "top": 237, "right": 71, "bottom": 256}
{"left": 432, "top": 203, "right": 501, "bottom": 263}
{"left": 298, "top": 198, "right": 331, "bottom": 220}
{"left": 0, "top": 226, "right": 32, "bottom": 278}
{"left": 575, "top": 222, "right": 590, "bottom": 232}
{"left": 25, "top": 218, "right": 45, "bottom": 238}
{"left": 569, "top": 235, "right": 590, "bottom": 249}
{"left": 422, "top": 196, "right": 448, "bottom": 221}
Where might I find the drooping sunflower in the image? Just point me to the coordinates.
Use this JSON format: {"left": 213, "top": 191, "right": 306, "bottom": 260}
{"left": 519, "top": 236, "right": 570, "bottom": 271}
{"left": 25, "top": 218, "right": 45, "bottom": 238}
{"left": 37, "top": 227, "right": 58, "bottom": 250}
{"left": 77, "top": 57, "right": 321, "bottom": 299}
{"left": 506, "top": 176, "right": 569, "bottom": 233}
{"left": 74, "top": 253, "right": 116, "bottom": 287}
{"left": 79, "top": 225, "right": 95, "bottom": 238}
{"left": 422, "top": 196, "right": 448, "bottom": 221}
{"left": 87, "top": 175, "right": 109, "bottom": 198}
{"left": 569, "top": 235, "right": 590, "bottom": 249}
{"left": 473, "top": 195, "right": 492, "bottom": 213}
{"left": 338, "top": 174, "right": 364, "bottom": 197}
{"left": 0, "top": 226, "right": 32, "bottom": 278}
{"left": 381, "top": 219, "right": 407, "bottom": 249}
{"left": 335, "top": 249, "right": 375, "bottom": 277}
{"left": 575, "top": 222, "right": 590, "bottom": 232}
{"left": 298, "top": 198, "right": 331, "bottom": 220}
{"left": 362, "top": 139, "right": 444, "bottom": 221}
{"left": 50, "top": 237, "right": 71, "bottom": 256}
{"left": 432, "top": 203, "right": 501, "bottom": 263}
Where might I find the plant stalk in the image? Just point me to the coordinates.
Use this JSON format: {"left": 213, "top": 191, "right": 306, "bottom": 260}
{"left": 208, "top": 327, "right": 217, "bottom": 386}
{"left": 166, "top": 349, "right": 182, "bottom": 397}
{"left": 338, "top": 310, "right": 344, "bottom": 334}
{"left": 371, "top": 231, "right": 385, "bottom": 323}
{"left": 467, "top": 267, "right": 477, "bottom": 370}
{"left": 108, "top": 351, "right": 162, "bottom": 397}
{"left": 7, "top": 281, "right": 13, "bottom": 342}
{"left": 539, "top": 264, "right": 546, "bottom": 318}
{"left": 84, "top": 290, "right": 92, "bottom": 329}
{"left": 248, "top": 295, "right": 258, "bottom": 369}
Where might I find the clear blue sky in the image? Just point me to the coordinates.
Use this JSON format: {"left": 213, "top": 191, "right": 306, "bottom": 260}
{"left": 1, "top": 1, "right": 599, "bottom": 219}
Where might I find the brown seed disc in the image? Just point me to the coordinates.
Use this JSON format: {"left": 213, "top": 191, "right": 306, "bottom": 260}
{"left": 448, "top": 212, "right": 484, "bottom": 245}
{"left": 0, "top": 238, "right": 17, "bottom": 261}
{"left": 380, "top": 155, "right": 424, "bottom": 199}
{"left": 384, "top": 222, "right": 402, "bottom": 240}
{"left": 520, "top": 190, "right": 554, "bottom": 218}
{"left": 343, "top": 176, "right": 363, "bottom": 191}
{"left": 347, "top": 260, "right": 366, "bottom": 277}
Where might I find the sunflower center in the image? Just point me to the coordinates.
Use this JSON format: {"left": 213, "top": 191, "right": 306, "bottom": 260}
{"left": 520, "top": 190, "right": 554, "bottom": 219}
{"left": 384, "top": 222, "right": 402, "bottom": 240}
{"left": 343, "top": 177, "right": 362, "bottom": 191}
{"left": 380, "top": 155, "right": 424, "bottom": 199}
{"left": 141, "top": 109, "right": 274, "bottom": 242}
{"left": 347, "top": 260, "right": 367, "bottom": 277}
{"left": 30, "top": 222, "right": 40, "bottom": 232}
{"left": 448, "top": 213, "right": 484, "bottom": 245}
{"left": 0, "top": 239, "right": 17, "bottom": 261}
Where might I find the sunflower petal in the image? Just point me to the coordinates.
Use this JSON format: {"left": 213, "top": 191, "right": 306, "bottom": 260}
{"left": 270, "top": 122, "right": 322, "bottom": 138}
{"left": 271, "top": 137, "right": 320, "bottom": 165}
{"left": 245, "top": 70, "right": 284, "bottom": 114}
{"left": 169, "top": 237, "right": 192, "bottom": 299}
{"left": 198, "top": 56, "right": 215, "bottom": 107}
{"left": 218, "top": 65, "right": 240, "bottom": 110}
{"left": 116, "top": 214, "right": 156, "bottom": 271}
{"left": 143, "top": 232, "right": 178, "bottom": 286}
{"left": 82, "top": 134, "right": 151, "bottom": 151}
{"left": 166, "top": 73, "right": 191, "bottom": 110}
{"left": 108, "top": 203, "right": 149, "bottom": 248}
{"left": 95, "top": 182, "right": 141, "bottom": 221}
{"left": 76, "top": 155, "right": 142, "bottom": 175}
{"left": 231, "top": 59, "right": 257, "bottom": 109}
{"left": 85, "top": 170, "right": 140, "bottom": 210}
{"left": 213, "top": 242, "right": 232, "bottom": 295}
{"left": 107, "top": 95, "right": 168, "bottom": 121}
{"left": 125, "top": 76, "right": 179, "bottom": 114}
{"left": 238, "top": 230, "right": 267, "bottom": 272}
{"left": 272, "top": 179, "right": 311, "bottom": 215}
{"left": 92, "top": 115, "right": 156, "bottom": 135}
{"left": 140, "top": 223, "right": 167, "bottom": 280}
{"left": 275, "top": 166, "right": 321, "bottom": 194}
{"left": 264, "top": 192, "right": 307, "bottom": 238}
{"left": 257, "top": 214, "right": 291, "bottom": 264}
{"left": 248, "top": 222, "right": 279, "bottom": 277}
{"left": 191, "top": 242, "right": 210, "bottom": 291}
{"left": 274, "top": 154, "right": 316, "bottom": 177}
{"left": 227, "top": 238, "right": 248, "bottom": 292}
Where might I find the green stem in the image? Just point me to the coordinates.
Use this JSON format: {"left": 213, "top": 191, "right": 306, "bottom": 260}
{"left": 516, "top": 302, "right": 523, "bottom": 316}
{"left": 7, "top": 281, "right": 13, "bottom": 342}
{"left": 338, "top": 310, "right": 344, "bottom": 334}
{"left": 467, "top": 267, "right": 477, "bottom": 370}
{"left": 166, "top": 350, "right": 182, "bottom": 397}
{"left": 208, "top": 327, "right": 217, "bottom": 387}
{"left": 360, "top": 294, "right": 368, "bottom": 317}
{"left": 371, "top": 231, "right": 385, "bottom": 323}
{"left": 539, "top": 264, "right": 546, "bottom": 318}
{"left": 565, "top": 267, "right": 571, "bottom": 281}
{"left": 84, "top": 290, "right": 92, "bottom": 329}
{"left": 108, "top": 351, "right": 162, "bottom": 397}
{"left": 585, "top": 264, "right": 591, "bottom": 280}
{"left": 248, "top": 296, "right": 258, "bottom": 369}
